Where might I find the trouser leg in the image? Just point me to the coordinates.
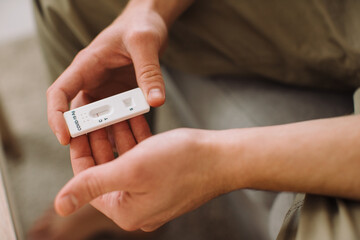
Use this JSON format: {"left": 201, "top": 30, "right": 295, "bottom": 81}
{"left": 33, "top": 0, "right": 128, "bottom": 80}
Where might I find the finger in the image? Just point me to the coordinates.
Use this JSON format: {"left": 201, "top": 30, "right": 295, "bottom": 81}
{"left": 54, "top": 159, "right": 132, "bottom": 216}
{"left": 46, "top": 89, "right": 71, "bottom": 146}
{"left": 112, "top": 121, "right": 137, "bottom": 155}
{"left": 70, "top": 92, "right": 95, "bottom": 175}
{"left": 127, "top": 34, "right": 165, "bottom": 107}
{"left": 70, "top": 135, "right": 94, "bottom": 175}
{"left": 106, "top": 127, "right": 116, "bottom": 149}
{"left": 70, "top": 91, "right": 92, "bottom": 109}
{"left": 88, "top": 129, "right": 114, "bottom": 165}
{"left": 47, "top": 50, "right": 108, "bottom": 145}
{"left": 129, "top": 115, "right": 152, "bottom": 143}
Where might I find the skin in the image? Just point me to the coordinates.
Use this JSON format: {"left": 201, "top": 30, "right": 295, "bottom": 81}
{"left": 47, "top": 0, "right": 360, "bottom": 233}
{"left": 47, "top": 0, "right": 195, "bottom": 145}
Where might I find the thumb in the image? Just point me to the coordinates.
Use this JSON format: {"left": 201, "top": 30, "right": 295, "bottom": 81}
{"left": 54, "top": 160, "right": 130, "bottom": 216}
{"left": 128, "top": 34, "right": 165, "bottom": 107}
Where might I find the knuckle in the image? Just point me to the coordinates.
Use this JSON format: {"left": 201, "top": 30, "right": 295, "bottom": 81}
{"left": 78, "top": 171, "right": 103, "bottom": 200}
{"left": 119, "top": 222, "right": 139, "bottom": 232}
{"left": 141, "top": 225, "right": 158, "bottom": 232}
{"left": 138, "top": 64, "right": 163, "bottom": 85}
{"left": 140, "top": 219, "right": 166, "bottom": 232}
{"left": 75, "top": 48, "right": 88, "bottom": 60}
{"left": 126, "top": 28, "right": 157, "bottom": 44}
{"left": 74, "top": 48, "right": 102, "bottom": 69}
{"left": 76, "top": 48, "right": 100, "bottom": 66}
{"left": 115, "top": 216, "right": 141, "bottom": 232}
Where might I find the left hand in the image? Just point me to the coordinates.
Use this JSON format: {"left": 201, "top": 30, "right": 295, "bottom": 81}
{"left": 54, "top": 126, "right": 230, "bottom": 232}
{"left": 46, "top": 1, "right": 169, "bottom": 145}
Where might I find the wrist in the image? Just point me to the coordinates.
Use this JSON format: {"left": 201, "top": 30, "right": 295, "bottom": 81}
{"left": 127, "top": 0, "right": 194, "bottom": 27}
{"left": 209, "top": 129, "right": 258, "bottom": 193}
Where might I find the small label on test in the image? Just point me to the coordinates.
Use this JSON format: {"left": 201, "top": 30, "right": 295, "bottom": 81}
{"left": 63, "top": 88, "right": 150, "bottom": 138}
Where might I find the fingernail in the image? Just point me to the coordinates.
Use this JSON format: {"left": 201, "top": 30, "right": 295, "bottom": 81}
{"left": 148, "top": 88, "right": 163, "bottom": 101}
{"left": 59, "top": 195, "right": 78, "bottom": 215}
{"left": 56, "top": 132, "right": 62, "bottom": 144}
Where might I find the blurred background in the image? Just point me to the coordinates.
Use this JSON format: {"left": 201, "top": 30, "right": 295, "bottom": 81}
{"left": 0, "top": 0, "right": 73, "bottom": 236}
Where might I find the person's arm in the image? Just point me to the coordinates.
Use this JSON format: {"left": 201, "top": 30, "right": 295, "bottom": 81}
{"left": 53, "top": 115, "right": 360, "bottom": 232}
{"left": 46, "top": 0, "right": 194, "bottom": 145}
{"left": 221, "top": 114, "right": 360, "bottom": 200}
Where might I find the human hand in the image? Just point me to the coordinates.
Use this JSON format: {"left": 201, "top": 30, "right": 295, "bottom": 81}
{"left": 47, "top": 1, "right": 168, "bottom": 145}
{"left": 54, "top": 128, "right": 234, "bottom": 232}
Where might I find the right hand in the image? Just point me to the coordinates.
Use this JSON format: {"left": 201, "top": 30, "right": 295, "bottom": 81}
{"left": 47, "top": 3, "right": 168, "bottom": 145}
{"left": 55, "top": 128, "right": 233, "bottom": 232}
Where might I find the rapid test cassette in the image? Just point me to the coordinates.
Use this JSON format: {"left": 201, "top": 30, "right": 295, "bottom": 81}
{"left": 64, "top": 88, "right": 150, "bottom": 138}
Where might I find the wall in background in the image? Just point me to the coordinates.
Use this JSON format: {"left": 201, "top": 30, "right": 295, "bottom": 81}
{"left": 0, "top": 0, "right": 35, "bottom": 44}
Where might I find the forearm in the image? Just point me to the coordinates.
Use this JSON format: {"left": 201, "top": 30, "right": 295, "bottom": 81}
{"left": 216, "top": 115, "right": 360, "bottom": 199}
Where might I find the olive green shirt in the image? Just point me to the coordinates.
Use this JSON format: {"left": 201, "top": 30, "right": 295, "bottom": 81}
{"left": 163, "top": 0, "right": 360, "bottom": 90}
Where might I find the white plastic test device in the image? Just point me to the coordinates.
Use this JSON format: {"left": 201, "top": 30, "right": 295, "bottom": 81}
{"left": 64, "top": 88, "right": 150, "bottom": 138}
